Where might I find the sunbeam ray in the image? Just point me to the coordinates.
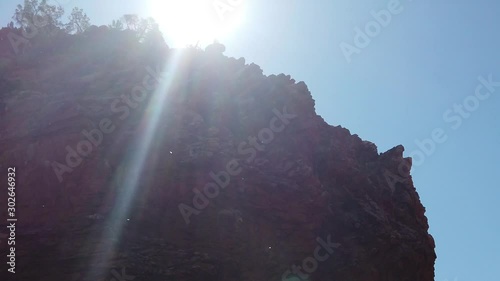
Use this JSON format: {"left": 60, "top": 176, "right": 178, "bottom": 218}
{"left": 84, "top": 53, "right": 179, "bottom": 280}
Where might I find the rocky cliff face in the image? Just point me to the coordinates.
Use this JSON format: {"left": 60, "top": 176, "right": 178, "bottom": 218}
{"left": 0, "top": 27, "right": 436, "bottom": 281}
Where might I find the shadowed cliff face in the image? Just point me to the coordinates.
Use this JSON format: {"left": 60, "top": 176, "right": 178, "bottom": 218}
{"left": 0, "top": 27, "right": 436, "bottom": 281}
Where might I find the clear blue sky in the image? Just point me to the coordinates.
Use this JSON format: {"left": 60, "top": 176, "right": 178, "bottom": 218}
{"left": 1, "top": 1, "right": 499, "bottom": 280}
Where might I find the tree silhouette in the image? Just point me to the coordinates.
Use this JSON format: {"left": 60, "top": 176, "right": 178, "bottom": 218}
{"left": 122, "top": 14, "right": 139, "bottom": 30}
{"left": 109, "top": 19, "right": 124, "bottom": 30}
{"left": 66, "top": 7, "right": 90, "bottom": 34}
{"left": 12, "top": 0, "right": 64, "bottom": 32}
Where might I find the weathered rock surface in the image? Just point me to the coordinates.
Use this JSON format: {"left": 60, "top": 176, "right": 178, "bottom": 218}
{"left": 0, "top": 27, "right": 435, "bottom": 281}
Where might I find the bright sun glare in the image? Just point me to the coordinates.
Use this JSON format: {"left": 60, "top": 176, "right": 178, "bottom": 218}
{"left": 149, "top": 0, "right": 245, "bottom": 47}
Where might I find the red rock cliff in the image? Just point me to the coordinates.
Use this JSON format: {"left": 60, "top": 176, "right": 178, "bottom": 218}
{"left": 0, "top": 28, "right": 436, "bottom": 281}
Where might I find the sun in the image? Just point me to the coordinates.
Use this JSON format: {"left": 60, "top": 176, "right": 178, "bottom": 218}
{"left": 148, "top": 0, "right": 245, "bottom": 47}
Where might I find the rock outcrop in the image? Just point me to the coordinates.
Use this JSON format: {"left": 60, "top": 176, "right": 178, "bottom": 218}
{"left": 0, "top": 27, "right": 435, "bottom": 281}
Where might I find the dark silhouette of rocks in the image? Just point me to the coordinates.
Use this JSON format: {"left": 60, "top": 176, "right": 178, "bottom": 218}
{"left": 0, "top": 26, "right": 435, "bottom": 281}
